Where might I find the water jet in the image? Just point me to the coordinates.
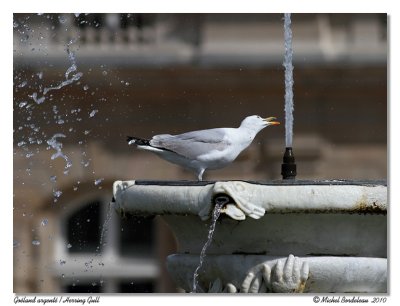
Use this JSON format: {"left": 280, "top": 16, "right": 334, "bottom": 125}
{"left": 281, "top": 13, "right": 297, "bottom": 180}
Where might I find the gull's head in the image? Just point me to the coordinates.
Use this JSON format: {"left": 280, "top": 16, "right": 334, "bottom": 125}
{"left": 240, "top": 115, "right": 280, "bottom": 132}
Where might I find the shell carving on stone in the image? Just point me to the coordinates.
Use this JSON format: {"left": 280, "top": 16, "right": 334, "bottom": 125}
{"left": 199, "top": 181, "right": 266, "bottom": 221}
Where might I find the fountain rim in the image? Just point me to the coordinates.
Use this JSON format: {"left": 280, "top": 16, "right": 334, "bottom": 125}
{"left": 112, "top": 179, "right": 387, "bottom": 218}
{"left": 132, "top": 179, "right": 387, "bottom": 187}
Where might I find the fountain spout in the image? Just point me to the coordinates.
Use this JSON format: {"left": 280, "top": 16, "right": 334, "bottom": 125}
{"left": 281, "top": 147, "right": 297, "bottom": 179}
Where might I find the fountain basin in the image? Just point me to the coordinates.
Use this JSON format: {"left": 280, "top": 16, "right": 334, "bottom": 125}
{"left": 112, "top": 180, "right": 387, "bottom": 293}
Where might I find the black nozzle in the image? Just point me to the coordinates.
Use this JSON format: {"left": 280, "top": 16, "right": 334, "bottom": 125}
{"left": 281, "top": 147, "right": 297, "bottom": 180}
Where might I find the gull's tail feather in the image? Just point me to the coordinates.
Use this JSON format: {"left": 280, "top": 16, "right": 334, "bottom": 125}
{"left": 127, "top": 136, "right": 150, "bottom": 146}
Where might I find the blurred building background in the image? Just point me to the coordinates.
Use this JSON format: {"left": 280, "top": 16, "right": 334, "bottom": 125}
{"left": 13, "top": 13, "right": 387, "bottom": 293}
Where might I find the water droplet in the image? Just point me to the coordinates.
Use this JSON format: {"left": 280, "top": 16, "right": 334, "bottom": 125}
{"left": 13, "top": 240, "right": 20, "bottom": 248}
{"left": 84, "top": 130, "right": 91, "bottom": 135}
{"left": 94, "top": 178, "right": 104, "bottom": 186}
{"left": 17, "top": 141, "right": 26, "bottom": 147}
{"left": 21, "top": 34, "right": 29, "bottom": 42}
{"left": 41, "top": 219, "right": 49, "bottom": 226}
{"left": 73, "top": 186, "right": 78, "bottom": 191}
{"left": 37, "top": 72, "right": 43, "bottom": 79}
{"left": 18, "top": 81, "right": 27, "bottom": 88}
{"left": 66, "top": 243, "right": 72, "bottom": 249}
{"left": 83, "top": 85, "right": 89, "bottom": 91}
{"left": 92, "top": 282, "right": 97, "bottom": 287}
{"left": 102, "top": 71, "right": 108, "bottom": 76}
{"left": 50, "top": 175, "right": 57, "bottom": 183}
{"left": 32, "top": 240, "right": 41, "bottom": 246}
{"left": 53, "top": 189, "right": 62, "bottom": 198}
{"left": 13, "top": 21, "right": 19, "bottom": 28}
{"left": 61, "top": 274, "right": 65, "bottom": 278}
{"left": 58, "top": 15, "right": 66, "bottom": 24}
{"left": 89, "top": 110, "right": 98, "bottom": 118}
{"left": 125, "top": 82, "right": 130, "bottom": 86}
{"left": 74, "top": 13, "right": 80, "bottom": 17}
{"left": 59, "top": 259, "right": 66, "bottom": 265}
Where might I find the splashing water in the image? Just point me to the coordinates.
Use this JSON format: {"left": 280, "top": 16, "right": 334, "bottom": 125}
{"left": 47, "top": 133, "right": 72, "bottom": 174}
{"left": 18, "top": 101, "right": 28, "bottom": 108}
{"left": 65, "top": 48, "right": 78, "bottom": 79}
{"left": 52, "top": 189, "right": 63, "bottom": 203}
{"left": 94, "top": 178, "right": 104, "bottom": 186}
{"left": 283, "top": 13, "right": 294, "bottom": 148}
{"left": 32, "top": 240, "right": 41, "bottom": 246}
{"left": 18, "top": 81, "right": 27, "bottom": 88}
{"left": 89, "top": 109, "right": 98, "bottom": 118}
{"left": 192, "top": 201, "right": 225, "bottom": 293}
{"left": 97, "top": 202, "right": 113, "bottom": 253}
{"left": 30, "top": 43, "right": 83, "bottom": 103}
{"left": 43, "top": 47, "right": 82, "bottom": 95}
{"left": 43, "top": 72, "right": 83, "bottom": 95}
{"left": 30, "top": 92, "right": 46, "bottom": 104}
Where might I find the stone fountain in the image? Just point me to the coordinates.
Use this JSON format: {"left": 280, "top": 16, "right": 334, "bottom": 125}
{"left": 111, "top": 179, "right": 387, "bottom": 293}
{"left": 111, "top": 13, "right": 386, "bottom": 294}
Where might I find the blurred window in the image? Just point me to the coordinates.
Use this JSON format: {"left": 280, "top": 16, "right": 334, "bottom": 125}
{"left": 55, "top": 193, "right": 158, "bottom": 293}
{"left": 67, "top": 200, "right": 101, "bottom": 253}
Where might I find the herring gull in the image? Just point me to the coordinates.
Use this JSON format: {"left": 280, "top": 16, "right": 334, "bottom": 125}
{"left": 127, "top": 115, "right": 279, "bottom": 180}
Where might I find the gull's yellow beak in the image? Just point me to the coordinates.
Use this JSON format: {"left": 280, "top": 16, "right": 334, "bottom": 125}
{"left": 264, "top": 117, "right": 280, "bottom": 126}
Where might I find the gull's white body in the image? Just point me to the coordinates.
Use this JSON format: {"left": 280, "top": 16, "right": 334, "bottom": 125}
{"left": 127, "top": 115, "right": 279, "bottom": 180}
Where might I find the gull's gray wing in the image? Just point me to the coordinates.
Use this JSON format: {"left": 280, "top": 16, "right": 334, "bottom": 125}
{"left": 150, "top": 128, "right": 230, "bottom": 159}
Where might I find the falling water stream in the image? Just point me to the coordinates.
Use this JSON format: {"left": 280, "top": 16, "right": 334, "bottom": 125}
{"left": 192, "top": 199, "right": 226, "bottom": 293}
{"left": 283, "top": 13, "right": 294, "bottom": 148}
{"left": 98, "top": 202, "right": 113, "bottom": 252}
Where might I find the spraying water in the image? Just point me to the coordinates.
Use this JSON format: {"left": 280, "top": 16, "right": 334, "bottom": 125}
{"left": 42, "top": 46, "right": 83, "bottom": 96}
{"left": 192, "top": 198, "right": 227, "bottom": 293}
{"left": 281, "top": 13, "right": 297, "bottom": 180}
{"left": 283, "top": 13, "right": 294, "bottom": 148}
{"left": 46, "top": 133, "right": 72, "bottom": 174}
{"left": 97, "top": 202, "right": 113, "bottom": 253}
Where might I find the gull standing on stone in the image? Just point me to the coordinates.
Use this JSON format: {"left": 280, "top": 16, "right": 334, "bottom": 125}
{"left": 127, "top": 115, "right": 280, "bottom": 181}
